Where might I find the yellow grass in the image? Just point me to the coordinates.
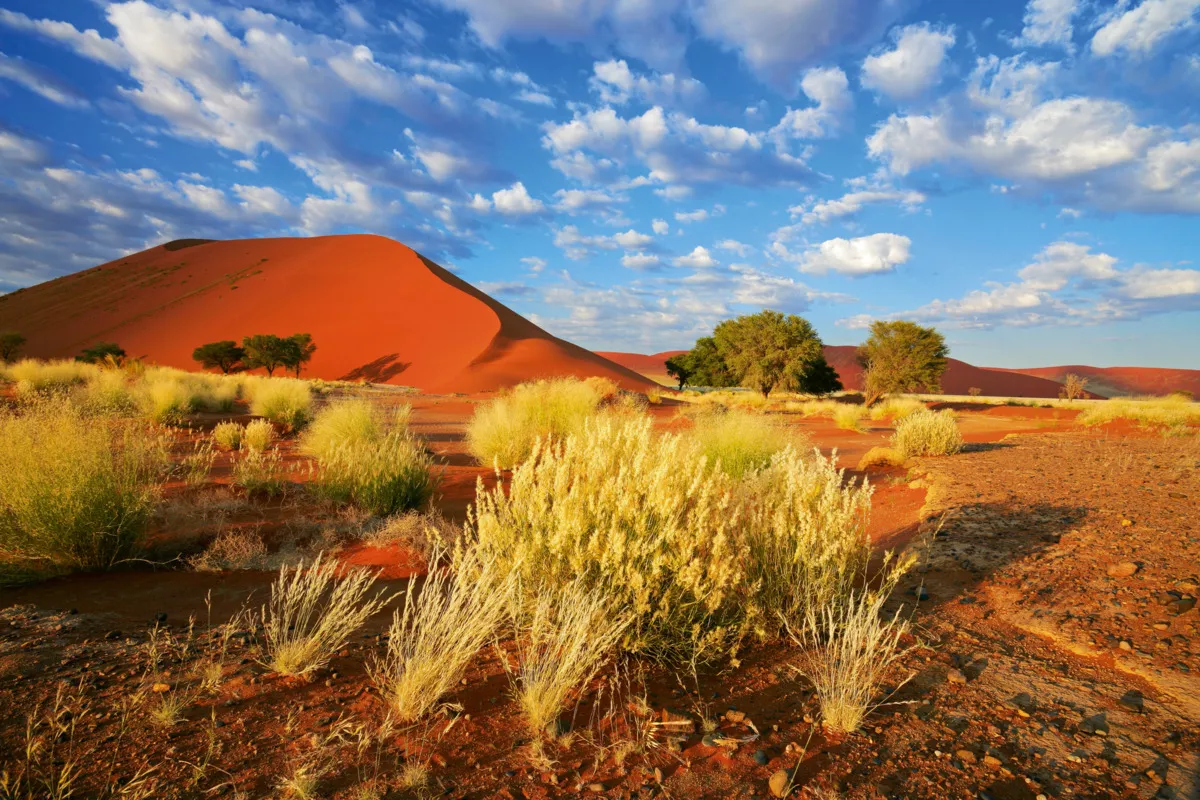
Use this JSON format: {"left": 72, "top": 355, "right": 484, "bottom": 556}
{"left": 0, "top": 399, "right": 168, "bottom": 569}
{"left": 867, "top": 397, "right": 927, "bottom": 421}
{"left": 242, "top": 419, "right": 275, "bottom": 452}
{"left": 6, "top": 359, "right": 98, "bottom": 396}
{"left": 243, "top": 377, "right": 312, "bottom": 430}
{"left": 513, "top": 581, "right": 632, "bottom": 737}
{"left": 212, "top": 421, "right": 243, "bottom": 450}
{"left": 467, "top": 416, "right": 879, "bottom": 663}
{"left": 891, "top": 410, "right": 963, "bottom": 457}
{"left": 261, "top": 553, "right": 388, "bottom": 677}
{"left": 686, "top": 409, "right": 803, "bottom": 478}
{"left": 791, "top": 589, "right": 913, "bottom": 733}
{"left": 833, "top": 404, "right": 868, "bottom": 431}
{"left": 466, "top": 378, "right": 611, "bottom": 468}
{"left": 369, "top": 545, "right": 512, "bottom": 722}
{"left": 1077, "top": 395, "right": 1200, "bottom": 429}
{"left": 300, "top": 398, "right": 407, "bottom": 461}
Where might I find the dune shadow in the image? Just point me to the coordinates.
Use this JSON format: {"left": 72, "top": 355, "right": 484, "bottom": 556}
{"left": 339, "top": 353, "right": 411, "bottom": 383}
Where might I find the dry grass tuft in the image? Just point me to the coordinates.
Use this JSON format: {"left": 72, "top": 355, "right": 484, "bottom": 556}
{"left": 833, "top": 404, "right": 868, "bottom": 432}
{"left": 244, "top": 377, "right": 312, "bottom": 430}
{"left": 0, "top": 400, "right": 168, "bottom": 570}
{"left": 892, "top": 409, "right": 963, "bottom": 458}
{"left": 261, "top": 552, "right": 388, "bottom": 677}
{"left": 513, "top": 581, "right": 632, "bottom": 738}
{"left": 242, "top": 419, "right": 275, "bottom": 452}
{"left": 370, "top": 545, "right": 512, "bottom": 722}
{"left": 687, "top": 409, "right": 802, "bottom": 478}
{"left": 212, "top": 421, "right": 243, "bottom": 450}
{"left": 189, "top": 531, "right": 269, "bottom": 571}
{"left": 1077, "top": 395, "right": 1200, "bottom": 430}
{"left": 791, "top": 589, "right": 913, "bottom": 733}
{"left": 300, "top": 398, "right": 404, "bottom": 462}
{"left": 857, "top": 446, "right": 906, "bottom": 470}
{"left": 867, "top": 396, "right": 927, "bottom": 421}
{"left": 466, "top": 378, "right": 611, "bottom": 468}
{"left": 232, "top": 447, "right": 287, "bottom": 496}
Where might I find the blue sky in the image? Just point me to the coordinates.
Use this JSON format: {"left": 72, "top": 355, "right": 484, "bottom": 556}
{"left": 1, "top": 0, "right": 1198, "bottom": 367}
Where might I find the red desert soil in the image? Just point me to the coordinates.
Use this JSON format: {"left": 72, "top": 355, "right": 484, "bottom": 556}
{"left": 3, "top": 394, "right": 1197, "bottom": 799}
{"left": 0, "top": 234, "right": 652, "bottom": 393}
{"left": 1001, "top": 365, "right": 1200, "bottom": 399}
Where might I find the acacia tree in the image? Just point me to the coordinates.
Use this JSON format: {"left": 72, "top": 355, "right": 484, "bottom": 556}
{"left": 856, "top": 320, "right": 949, "bottom": 405}
{"left": 77, "top": 342, "right": 126, "bottom": 365}
{"left": 712, "top": 310, "right": 824, "bottom": 397}
{"left": 664, "top": 354, "right": 692, "bottom": 390}
{"left": 0, "top": 331, "right": 25, "bottom": 362}
{"left": 284, "top": 333, "right": 317, "bottom": 377}
{"left": 241, "top": 334, "right": 290, "bottom": 376}
{"left": 681, "top": 336, "right": 735, "bottom": 388}
{"left": 1060, "top": 373, "right": 1088, "bottom": 400}
{"left": 192, "top": 340, "right": 245, "bottom": 373}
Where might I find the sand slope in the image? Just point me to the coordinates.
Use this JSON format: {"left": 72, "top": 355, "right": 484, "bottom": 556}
{"left": 0, "top": 235, "right": 653, "bottom": 393}
{"left": 603, "top": 346, "right": 1083, "bottom": 399}
{"left": 1001, "top": 365, "right": 1200, "bottom": 398}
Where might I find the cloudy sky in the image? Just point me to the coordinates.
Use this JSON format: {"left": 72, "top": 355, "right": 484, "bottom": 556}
{"left": 1, "top": 0, "right": 1198, "bottom": 367}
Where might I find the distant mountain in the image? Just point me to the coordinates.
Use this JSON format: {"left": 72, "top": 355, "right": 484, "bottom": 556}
{"left": 0, "top": 234, "right": 653, "bottom": 393}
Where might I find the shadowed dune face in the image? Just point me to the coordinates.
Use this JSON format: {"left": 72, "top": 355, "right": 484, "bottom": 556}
{"left": 0, "top": 234, "right": 653, "bottom": 393}
{"left": 1002, "top": 365, "right": 1200, "bottom": 398}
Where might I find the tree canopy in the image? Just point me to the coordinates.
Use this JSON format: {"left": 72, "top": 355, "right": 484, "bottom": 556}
{"left": 241, "top": 334, "right": 291, "bottom": 376}
{"left": 192, "top": 340, "right": 245, "bottom": 373}
{"left": 856, "top": 320, "right": 949, "bottom": 405}
{"left": 712, "top": 311, "right": 824, "bottom": 397}
{"left": 794, "top": 351, "right": 843, "bottom": 396}
{"left": 285, "top": 333, "right": 317, "bottom": 377}
{"left": 681, "top": 336, "right": 735, "bottom": 389}
{"left": 0, "top": 331, "right": 25, "bottom": 362}
{"left": 664, "top": 354, "right": 692, "bottom": 390}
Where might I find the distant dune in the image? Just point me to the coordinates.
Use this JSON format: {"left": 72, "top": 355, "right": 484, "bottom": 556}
{"left": 603, "top": 346, "right": 1100, "bottom": 399}
{"left": 0, "top": 235, "right": 653, "bottom": 393}
{"left": 999, "top": 365, "right": 1200, "bottom": 398}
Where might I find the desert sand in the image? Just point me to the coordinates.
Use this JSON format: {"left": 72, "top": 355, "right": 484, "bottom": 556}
{"left": 0, "top": 235, "right": 652, "bottom": 393}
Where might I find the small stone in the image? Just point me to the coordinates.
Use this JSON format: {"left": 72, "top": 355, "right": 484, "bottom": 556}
{"left": 1167, "top": 597, "right": 1196, "bottom": 616}
{"left": 956, "top": 749, "right": 977, "bottom": 764}
{"left": 151, "top": 682, "right": 171, "bottom": 693}
{"left": 1081, "top": 713, "right": 1109, "bottom": 736}
{"left": 587, "top": 783, "right": 604, "bottom": 792}
{"left": 726, "top": 710, "right": 746, "bottom": 723}
{"left": 769, "top": 769, "right": 792, "bottom": 798}
{"left": 653, "top": 767, "right": 663, "bottom": 784}
{"left": 947, "top": 669, "right": 968, "bottom": 684}
{"left": 753, "top": 750, "right": 769, "bottom": 766}
{"left": 1119, "top": 640, "right": 1132, "bottom": 651}
{"left": 1119, "top": 690, "right": 1144, "bottom": 713}
{"left": 1121, "top": 519, "right": 1133, "bottom": 527}
{"left": 1106, "top": 562, "right": 1138, "bottom": 578}
{"left": 154, "top": 612, "right": 168, "bottom": 623}
{"left": 983, "top": 755, "right": 1002, "bottom": 768}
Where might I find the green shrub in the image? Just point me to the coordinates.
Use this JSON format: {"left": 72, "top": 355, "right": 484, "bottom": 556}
{"left": 687, "top": 409, "right": 801, "bottom": 478}
{"left": 212, "top": 421, "right": 243, "bottom": 450}
{"left": 0, "top": 400, "right": 168, "bottom": 569}
{"left": 892, "top": 409, "right": 963, "bottom": 457}
{"left": 300, "top": 398, "right": 403, "bottom": 461}
{"left": 466, "top": 378, "right": 610, "bottom": 469}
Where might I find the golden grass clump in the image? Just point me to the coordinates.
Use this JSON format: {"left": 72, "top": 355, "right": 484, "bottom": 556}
{"left": 867, "top": 397, "right": 926, "bottom": 421}
{"left": 305, "top": 400, "right": 438, "bottom": 516}
{"left": 833, "top": 404, "right": 867, "bottom": 431}
{"left": 0, "top": 399, "right": 168, "bottom": 569}
{"left": 791, "top": 589, "right": 913, "bottom": 733}
{"left": 243, "top": 419, "right": 275, "bottom": 452}
{"left": 300, "top": 398, "right": 395, "bottom": 461}
{"left": 232, "top": 447, "right": 287, "bottom": 497}
{"left": 212, "top": 421, "right": 244, "bottom": 450}
{"left": 514, "top": 581, "right": 632, "bottom": 737}
{"left": 466, "top": 377, "right": 611, "bottom": 469}
{"left": 1077, "top": 395, "right": 1200, "bottom": 430}
{"left": 261, "top": 552, "right": 388, "bottom": 677}
{"left": 189, "top": 530, "right": 269, "bottom": 571}
{"left": 370, "top": 545, "right": 512, "bottom": 722}
{"left": 8, "top": 359, "right": 98, "bottom": 396}
{"left": 857, "top": 446, "right": 906, "bottom": 470}
{"left": 686, "top": 408, "right": 803, "bottom": 478}
{"left": 891, "top": 409, "right": 963, "bottom": 458}
{"left": 77, "top": 369, "right": 138, "bottom": 415}
{"left": 244, "top": 377, "right": 312, "bottom": 430}
{"left": 468, "top": 416, "right": 877, "bottom": 663}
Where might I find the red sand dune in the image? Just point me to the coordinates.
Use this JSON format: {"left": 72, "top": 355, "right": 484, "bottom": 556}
{"left": 0, "top": 235, "right": 653, "bottom": 393}
{"left": 998, "top": 365, "right": 1200, "bottom": 398}
{"left": 596, "top": 350, "right": 686, "bottom": 381}
{"left": 604, "top": 346, "right": 1087, "bottom": 399}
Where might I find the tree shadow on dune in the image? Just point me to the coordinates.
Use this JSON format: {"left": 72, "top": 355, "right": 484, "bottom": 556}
{"left": 339, "top": 354, "right": 411, "bottom": 383}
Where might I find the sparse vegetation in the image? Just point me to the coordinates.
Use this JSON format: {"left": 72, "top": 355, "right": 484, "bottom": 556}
{"left": 0, "top": 331, "right": 26, "bottom": 362}
{"left": 466, "top": 377, "right": 610, "bottom": 468}
{"left": 513, "top": 581, "right": 632, "bottom": 738}
{"left": 1077, "top": 395, "right": 1200, "bottom": 430}
{"left": 833, "top": 404, "right": 867, "bottom": 431}
{"left": 370, "top": 545, "right": 512, "bottom": 722}
{"left": 313, "top": 429, "right": 439, "bottom": 516}
{"left": 242, "top": 419, "right": 275, "bottom": 452}
{"left": 0, "top": 400, "right": 168, "bottom": 570}
{"left": 243, "top": 377, "right": 312, "bottom": 430}
{"left": 892, "top": 409, "right": 963, "bottom": 458}
{"left": 687, "top": 408, "right": 800, "bottom": 477}
{"left": 300, "top": 398, "right": 393, "bottom": 462}
{"left": 211, "top": 421, "right": 243, "bottom": 450}
{"left": 867, "top": 396, "right": 926, "bottom": 421}
{"left": 232, "top": 447, "right": 287, "bottom": 497}
{"left": 1060, "top": 372, "right": 1089, "bottom": 400}
{"left": 261, "top": 553, "right": 388, "bottom": 678}
{"left": 791, "top": 589, "right": 913, "bottom": 733}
